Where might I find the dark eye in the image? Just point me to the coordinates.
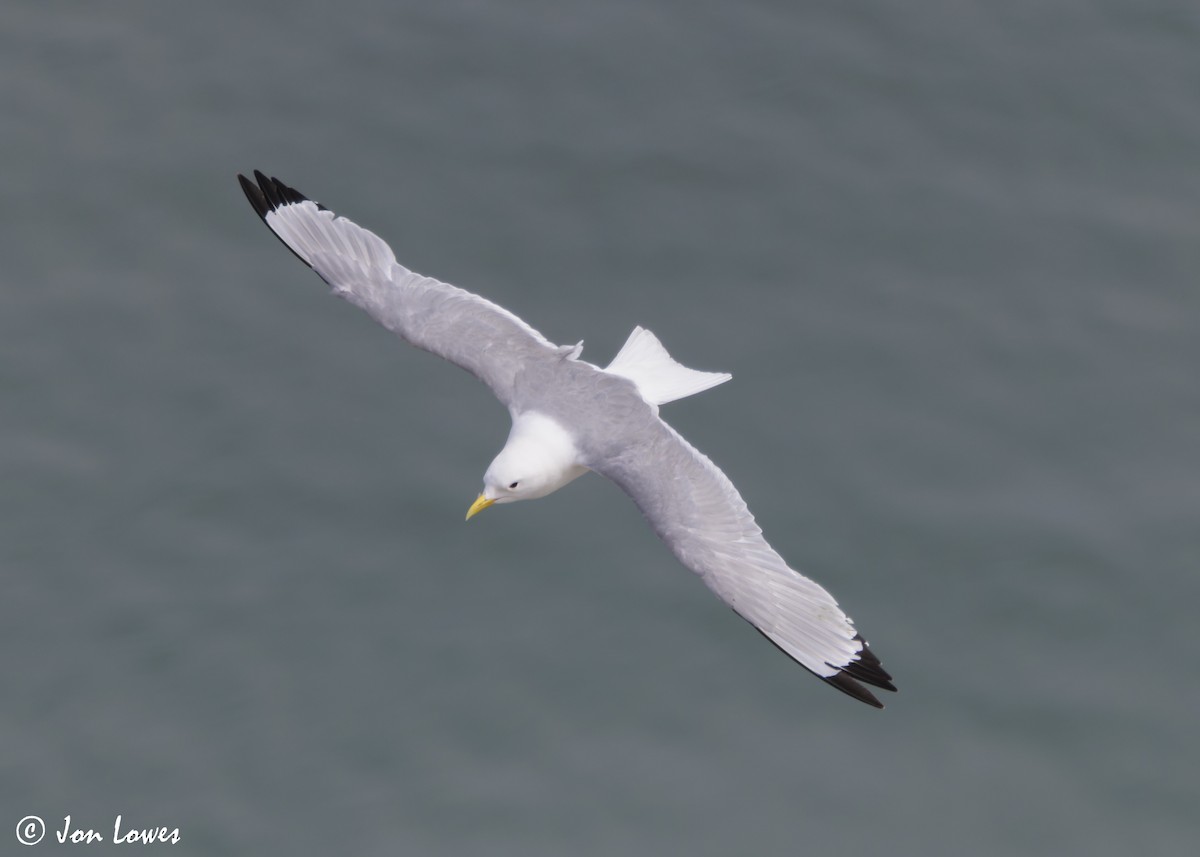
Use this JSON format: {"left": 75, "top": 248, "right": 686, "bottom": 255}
{"left": 509, "top": 482, "right": 519, "bottom": 489}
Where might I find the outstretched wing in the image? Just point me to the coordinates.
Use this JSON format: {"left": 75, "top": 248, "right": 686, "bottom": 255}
{"left": 594, "top": 419, "right": 896, "bottom": 707}
{"left": 238, "top": 171, "right": 561, "bottom": 405}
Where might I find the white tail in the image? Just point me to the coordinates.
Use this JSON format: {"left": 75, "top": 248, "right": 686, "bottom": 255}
{"left": 604, "top": 326, "right": 731, "bottom": 406}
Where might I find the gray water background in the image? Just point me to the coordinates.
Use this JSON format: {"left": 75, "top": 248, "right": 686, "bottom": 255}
{"left": 3, "top": 1, "right": 1198, "bottom": 854}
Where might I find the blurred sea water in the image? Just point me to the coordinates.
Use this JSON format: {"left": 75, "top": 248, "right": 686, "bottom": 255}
{"left": 2, "top": 1, "right": 1198, "bottom": 854}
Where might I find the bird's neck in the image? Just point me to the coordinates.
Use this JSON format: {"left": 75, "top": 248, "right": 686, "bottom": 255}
{"left": 505, "top": 411, "right": 588, "bottom": 498}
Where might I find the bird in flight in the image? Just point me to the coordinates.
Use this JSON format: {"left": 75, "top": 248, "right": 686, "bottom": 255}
{"left": 238, "top": 171, "right": 896, "bottom": 707}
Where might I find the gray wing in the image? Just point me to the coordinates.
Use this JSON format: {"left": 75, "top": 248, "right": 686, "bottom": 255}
{"left": 594, "top": 419, "right": 896, "bottom": 707}
{"left": 239, "top": 171, "right": 560, "bottom": 405}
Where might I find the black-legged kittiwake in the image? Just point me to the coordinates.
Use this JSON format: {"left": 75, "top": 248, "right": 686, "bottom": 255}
{"left": 238, "top": 171, "right": 896, "bottom": 708}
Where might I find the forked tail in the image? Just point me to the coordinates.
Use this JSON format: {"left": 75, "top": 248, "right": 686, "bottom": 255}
{"left": 604, "top": 326, "right": 731, "bottom": 406}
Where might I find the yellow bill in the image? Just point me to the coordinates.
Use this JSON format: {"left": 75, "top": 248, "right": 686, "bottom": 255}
{"left": 465, "top": 493, "right": 495, "bottom": 521}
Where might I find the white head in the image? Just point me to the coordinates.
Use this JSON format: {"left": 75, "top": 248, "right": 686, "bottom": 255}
{"left": 465, "top": 412, "right": 588, "bottom": 519}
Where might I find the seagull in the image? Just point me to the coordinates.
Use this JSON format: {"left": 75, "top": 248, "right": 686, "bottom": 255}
{"left": 238, "top": 170, "right": 896, "bottom": 707}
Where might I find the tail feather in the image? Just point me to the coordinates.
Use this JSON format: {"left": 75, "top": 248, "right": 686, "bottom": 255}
{"left": 605, "top": 326, "right": 731, "bottom": 406}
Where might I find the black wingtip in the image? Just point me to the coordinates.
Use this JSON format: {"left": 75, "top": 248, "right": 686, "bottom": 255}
{"left": 237, "top": 170, "right": 327, "bottom": 221}
{"left": 821, "top": 671, "right": 885, "bottom": 708}
{"left": 752, "top": 624, "right": 896, "bottom": 709}
{"left": 237, "top": 172, "right": 271, "bottom": 221}
{"left": 238, "top": 170, "right": 337, "bottom": 276}
{"left": 821, "top": 635, "right": 897, "bottom": 708}
{"left": 837, "top": 635, "right": 897, "bottom": 691}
